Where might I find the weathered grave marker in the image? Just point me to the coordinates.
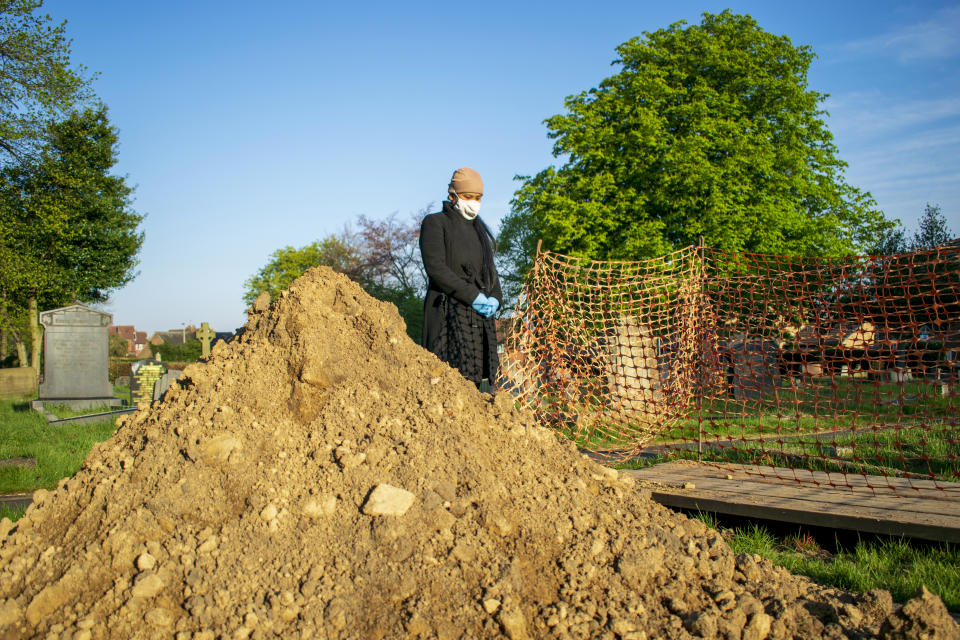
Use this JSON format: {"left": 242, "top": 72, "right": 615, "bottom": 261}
{"left": 727, "top": 335, "right": 781, "bottom": 399}
{"left": 130, "top": 359, "right": 167, "bottom": 408}
{"left": 37, "top": 304, "right": 120, "bottom": 410}
{"left": 605, "top": 316, "right": 661, "bottom": 421}
{"left": 197, "top": 322, "right": 216, "bottom": 357}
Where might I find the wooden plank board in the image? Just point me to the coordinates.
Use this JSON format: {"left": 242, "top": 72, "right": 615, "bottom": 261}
{"left": 638, "top": 460, "right": 960, "bottom": 497}
{"left": 636, "top": 465, "right": 960, "bottom": 505}
{"left": 624, "top": 462, "right": 960, "bottom": 544}
{"left": 635, "top": 463, "right": 960, "bottom": 506}
{"left": 728, "top": 464, "right": 960, "bottom": 493}
{"left": 632, "top": 468, "right": 956, "bottom": 519}
{"left": 665, "top": 476, "right": 952, "bottom": 520}
{"left": 629, "top": 462, "right": 960, "bottom": 519}
{"left": 0, "top": 493, "right": 33, "bottom": 511}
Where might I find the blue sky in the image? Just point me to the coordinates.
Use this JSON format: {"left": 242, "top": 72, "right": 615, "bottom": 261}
{"left": 41, "top": 0, "right": 960, "bottom": 334}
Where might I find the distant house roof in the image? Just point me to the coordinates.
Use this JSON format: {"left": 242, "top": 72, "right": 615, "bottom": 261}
{"left": 154, "top": 330, "right": 198, "bottom": 346}
{"left": 794, "top": 322, "right": 875, "bottom": 350}
{"left": 111, "top": 325, "right": 137, "bottom": 342}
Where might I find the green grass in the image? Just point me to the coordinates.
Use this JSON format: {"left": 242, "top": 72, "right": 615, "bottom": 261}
{"left": 0, "top": 395, "right": 116, "bottom": 498}
{"left": 44, "top": 384, "right": 132, "bottom": 419}
{"left": 721, "top": 522, "right": 960, "bottom": 612}
{"left": 46, "top": 402, "right": 121, "bottom": 419}
{"left": 661, "top": 425, "right": 960, "bottom": 482}
{"left": 114, "top": 384, "right": 130, "bottom": 405}
{"left": 563, "top": 374, "right": 960, "bottom": 482}
{"left": 692, "top": 510, "right": 720, "bottom": 530}
{"left": 0, "top": 503, "right": 27, "bottom": 522}
{"left": 540, "top": 375, "right": 958, "bottom": 452}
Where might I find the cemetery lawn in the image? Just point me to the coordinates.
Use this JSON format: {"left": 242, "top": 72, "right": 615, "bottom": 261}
{"left": 693, "top": 514, "right": 960, "bottom": 613}
{"left": 0, "top": 395, "right": 116, "bottom": 497}
{"left": 0, "top": 503, "right": 26, "bottom": 521}
{"left": 45, "top": 384, "right": 132, "bottom": 418}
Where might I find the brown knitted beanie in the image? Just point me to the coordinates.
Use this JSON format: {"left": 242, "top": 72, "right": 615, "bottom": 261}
{"left": 448, "top": 167, "right": 483, "bottom": 197}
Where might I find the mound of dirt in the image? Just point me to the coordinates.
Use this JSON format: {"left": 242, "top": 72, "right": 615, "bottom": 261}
{"left": 0, "top": 267, "right": 955, "bottom": 639}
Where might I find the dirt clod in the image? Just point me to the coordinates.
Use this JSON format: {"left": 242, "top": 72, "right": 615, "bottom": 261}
{"left": 879, "top": 585, "right": 960, "bottom": 639}
{"left": 0, "top": 267, "right": 954, "bottom": 638}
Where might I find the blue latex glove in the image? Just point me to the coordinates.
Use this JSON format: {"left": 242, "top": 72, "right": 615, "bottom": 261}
{"left": 486, "top": 297, "right": 500, "bottom": 317}
{"left": 472, "top": 293, "right": 491, "bottom": 316}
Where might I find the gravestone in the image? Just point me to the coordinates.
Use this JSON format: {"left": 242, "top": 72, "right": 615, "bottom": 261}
{"left": 130, "top": 359, "right": 167, "bottom": 408}
{"left": 605, "top": 316, "right": 661, "bottom": 422}
{"left": 727, "top": 336, "right": 781, "bottom": 400}
{"left": 154, "top": 369, "right": 182, "bottom": 401}
{"left": 196, "top": 321, "right": 215, "bottom": 357}
{"left": 37, "top": 304, "right": 120, "bottom": 410}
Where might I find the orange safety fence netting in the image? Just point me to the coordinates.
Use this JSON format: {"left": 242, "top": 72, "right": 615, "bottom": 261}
{"left": 499, "top": 244, "right": 960, "bottom": 495}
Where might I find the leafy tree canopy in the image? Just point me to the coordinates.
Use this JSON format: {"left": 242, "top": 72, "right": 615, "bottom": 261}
{"left": 500, "top": 10, "right": 893, "bottom": 284}
{"left": 0, "top": 105, "right": 143, "bottom": 308}
{"left": 108, "top": 332, "right": 129, "bottom": 357}
{"left": 0, "top": 0, "right": 94, "bottom": 164}
{"left": 0, "top": 105, "right": 141, "bottom": 370}
{"left": 243, "top": 213, "right": 428, "bottom": 340}
{"left": 870, "top": 203, "right": 954, "bottom": 255}
{"left": 150, "top": 337, "right": 201, "bottom": 363}
{"left": 912, "top": 203, "right": 953, "bottom": 251}
{"left": 242, "top": 235, "right": 362, "bottom": 307}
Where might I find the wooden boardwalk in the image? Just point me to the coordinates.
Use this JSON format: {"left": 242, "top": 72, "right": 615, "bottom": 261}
{"left": 623, "top": 461, "right": 960, "bottom": 543}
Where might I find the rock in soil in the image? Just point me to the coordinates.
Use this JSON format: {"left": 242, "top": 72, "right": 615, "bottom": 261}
{"left": 879, "top": 586, "right": 959, "bottom": 639}
{"left": 0, "top": 267, "right": 954, "bottom": 639}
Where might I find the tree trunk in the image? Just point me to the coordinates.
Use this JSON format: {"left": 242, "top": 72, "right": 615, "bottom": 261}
{"left": 29, "top": 296, "right": 42, "bottom": 376}
{"left": 15, "top": 339, "right": 27, "bottom": 368}
{"left": 0, "top": 294, "right": 5, "bottom": 362}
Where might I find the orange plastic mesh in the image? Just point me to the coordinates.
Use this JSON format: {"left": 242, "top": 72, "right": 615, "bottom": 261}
{"left": 500, "top": 244, "right": 960, "bottom": 495}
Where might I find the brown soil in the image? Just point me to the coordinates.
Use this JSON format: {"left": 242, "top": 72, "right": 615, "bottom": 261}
{"left": 0, "top": 267, "right": 956, "bottom": 639}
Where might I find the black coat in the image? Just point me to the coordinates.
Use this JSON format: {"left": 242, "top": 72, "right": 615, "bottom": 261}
{"left": 419, "top": 201, "right": 502, "bottom": 384}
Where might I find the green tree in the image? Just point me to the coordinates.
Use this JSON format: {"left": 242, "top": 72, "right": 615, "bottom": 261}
{"left": 242, "top": 234, "right": 363, "bottom": 307}
{"left": 911, "top": 203, "right": 953, "bottom": 251}
{"left": 869, "top": 204, "right": 954, "bottom": 255}
{"left": 108, "top": 332, "right": 128, "bottom": 357}
{"left": 150, "top": 338, "right": 201, "bottom": 363}
{"left": 870, "top": 224, "right": 908, "bottom": 256}
{"left": 0, "top": 0, "right": 94, "bottom": 163}
{"left": 244, "top": 212, "right": 428, "bottom": 340}
{"left": 0, "top": 106, "right": 143, "bottom": 371}
{"left": 500, "top": 10, "right": 892, "bottom": 286}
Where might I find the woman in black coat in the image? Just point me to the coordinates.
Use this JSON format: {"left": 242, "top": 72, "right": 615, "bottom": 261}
{"left": 419, "top": 167, "right": 502, "bottom": 389}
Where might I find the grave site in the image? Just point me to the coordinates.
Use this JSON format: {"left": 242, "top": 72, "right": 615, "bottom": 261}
{"left": 0, "top": 267, "right": 958, "bottom": 639}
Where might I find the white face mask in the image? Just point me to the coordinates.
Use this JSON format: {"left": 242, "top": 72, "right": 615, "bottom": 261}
{"left": 455, "top": 196, "right": 481, "bottom": 220}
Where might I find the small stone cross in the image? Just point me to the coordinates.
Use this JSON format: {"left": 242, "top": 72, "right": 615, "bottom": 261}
{"left": 197, "top": 322, "right": 216, "bottom": 356}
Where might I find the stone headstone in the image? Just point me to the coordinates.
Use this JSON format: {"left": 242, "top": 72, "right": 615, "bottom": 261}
{"left": 196, "top": 322, "right": 215, "bottom": 357}
{"left": 728, "top": 336, "right": 781, "bottom": 399}
{"left": 605, "top": 316, "right": 660, "bottom": 421}
{"left": 38, "top": 305, "right": 120, "bottom": 410}
{"left": 130, "top": 360, "right": 167, "bottom": 408}
{"left": 153, "top": 369, "right": 181, "bottom": 402}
